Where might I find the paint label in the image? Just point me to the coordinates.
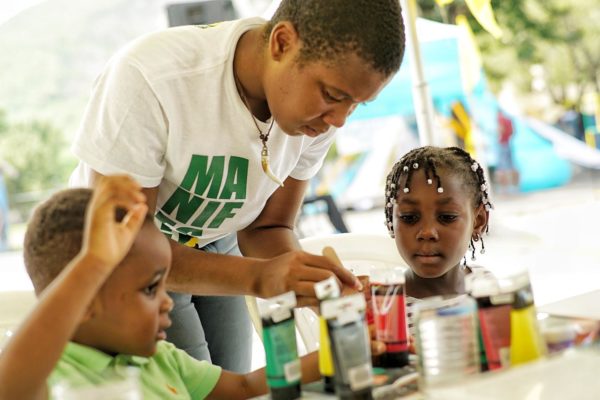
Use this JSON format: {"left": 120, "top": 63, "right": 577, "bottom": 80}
{"left": 321, "top": 294, "right": 366, "bottom": 321}
{"left": 263, "top": 319, "right": 301, "bottom": 388}
{"left": 372, "top": 284, "right": 408, "bottom": 353}
{"left": 337, "top": 310, "right": 359, "bottom": 326}
{"left": 348, "top": 362, "right": 373, "bottom": 391}
{"left": 284, "top": 359, "right": 301, "bottom": 383}
{"left": 478, "top": 305, "right": 511, "bottom": 370}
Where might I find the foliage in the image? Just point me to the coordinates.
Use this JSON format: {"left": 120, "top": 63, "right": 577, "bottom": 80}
{"left": 0, "top": 110, "right": 76, "bottom": 219}
{"left": 417, "top": 0, "right": 600, "bottom": 110}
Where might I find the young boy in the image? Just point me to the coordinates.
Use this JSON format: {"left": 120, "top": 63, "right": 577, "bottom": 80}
{"left": 0, "top": 175, "right": 322, "bottom": 399}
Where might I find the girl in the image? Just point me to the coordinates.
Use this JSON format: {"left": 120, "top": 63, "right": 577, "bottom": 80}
{"left": 384, "top": 146, "right": 493, "bottom": 320}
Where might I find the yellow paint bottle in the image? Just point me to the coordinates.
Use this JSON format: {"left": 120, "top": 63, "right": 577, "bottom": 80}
{"left": 504, "top": 271, "right": 547, "bottom": 365}
{"left": 315, "top": 276, "right": 340, "bottom": 393}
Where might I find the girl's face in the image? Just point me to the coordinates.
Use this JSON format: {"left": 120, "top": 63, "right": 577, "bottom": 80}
{"left": 393, "top": 168, "right": 487, "bottom": 279}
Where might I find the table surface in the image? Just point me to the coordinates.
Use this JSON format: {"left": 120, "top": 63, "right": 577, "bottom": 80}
{"left": 537, "top": 289, "right": 600, "bottom": 320}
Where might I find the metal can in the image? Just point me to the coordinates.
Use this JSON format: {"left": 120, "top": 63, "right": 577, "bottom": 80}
{"left": 413, "top": 295, "right": 480, "bottom": 389}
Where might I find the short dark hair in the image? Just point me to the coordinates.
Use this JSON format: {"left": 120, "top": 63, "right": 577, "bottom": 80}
{"left": 384, "top": 146, "right": 493, "bottom": 237}
{"left": 23, "top": 188, "right": 152, "bottom": 294}
{"left": 23, "top": 189, "right": 91, "bottom": 294}
{"left": 265, "top": 0, "right": 405, "bottom": 77}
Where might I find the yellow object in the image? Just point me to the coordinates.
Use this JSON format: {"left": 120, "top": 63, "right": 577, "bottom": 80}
{"left": 449, "top": 101, "right": 476, "bottom": 156}
{"left": 595, "top": 93, "right": 600, "bottom": 132}
{"left": 510, "top": 306, "right": 546, "bottom": 365}
{"left": 465, "top": 0, "right": 503, "bottom": 39}
{"left": 318, "top": 316, "right": 335, "bottom": 377}
{"left": 184, "top": 237, "right": 199, "bottom": 248}
{"left": 585, "top": 130, "right": 597, "bottom": 149}
{"left": 456, "top": 14, "right": 483, "bottom": 94}
{"left": 434, "top": 0, "right": 502, "bottom": 39}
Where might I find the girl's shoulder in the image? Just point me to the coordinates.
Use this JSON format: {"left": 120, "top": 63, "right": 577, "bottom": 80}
{"left": 466, "top": 264, "right": 493, "bottom": 276}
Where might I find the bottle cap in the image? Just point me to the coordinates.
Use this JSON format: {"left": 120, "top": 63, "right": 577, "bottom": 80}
{"left": 315, "top": 276, "right": 341, "bottom": 300}
{"left": 370, "top": 267, "right": 406, "bottom": 285}
{"left": 498, "top": 270, "right": 531, "bottom": 293}
{"left": 465, "top": 272, "right": 501, "bottom": 297}
{"left": 258, "top": 291, "right": 297, "bottom": 322}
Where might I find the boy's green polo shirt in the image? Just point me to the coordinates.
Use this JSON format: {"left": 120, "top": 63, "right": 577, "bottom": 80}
{"left": 48, "top": 341, "right": 221, "bottom": 399}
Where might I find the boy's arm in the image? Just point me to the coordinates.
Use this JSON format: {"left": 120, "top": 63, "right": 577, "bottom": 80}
{"left": 0, "top": 176, "right": 147, "bottom": 400}
{"left": 207, "top": 328, "right": 386, "bottom": 399}
{"left": 207, "top": 352, "right": 320, "bottom": 400}
{"left": 0, "top": 255, "right": 120, "bottom": 400}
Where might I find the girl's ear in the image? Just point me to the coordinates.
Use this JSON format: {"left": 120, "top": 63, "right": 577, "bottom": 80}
{"left": 268, "top": 21, "right": 300, "bottom": 62}
{"left": 472, "top": 203, "right": 489, "bottom": 237}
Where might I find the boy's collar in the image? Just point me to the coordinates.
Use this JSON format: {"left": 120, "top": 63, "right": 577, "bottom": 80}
{"left": 64, "top": 342, "right": 150, "bottom": 374}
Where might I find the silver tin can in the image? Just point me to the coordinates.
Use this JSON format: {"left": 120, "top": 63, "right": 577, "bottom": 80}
{"left": 413, "top": 295, "right": 480, "bottom": 389}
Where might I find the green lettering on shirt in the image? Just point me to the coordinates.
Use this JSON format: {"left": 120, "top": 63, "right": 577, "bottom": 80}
{"left": 191, "top": 200, "right": 220, "bottom": 228}
{"left": 159, "top": 155, "right": 250, "bottom": 237}
{"left": 176, "top": 226, "right": 203, "bottom": 237}
{"left": 161, "top": 187, "right": 204, "bottom": 224}
{"left": 219, "top": 156, "right": 248, "bottom": 200}
{"left": 208, "top": 202, "right": 244, "bottom": 228}
{"left": 181, "top": 155, "right": 225, "bottom": 198}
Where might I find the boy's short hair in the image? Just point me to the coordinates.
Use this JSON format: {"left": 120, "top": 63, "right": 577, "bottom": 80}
{"left": 266, "top": 0, "right": 405, "bottom": 77}
{"left": 24, "top": 189, "right": 92, "bottom": 294}
{"left": 23, "top": 188, "right": 151, "bottom": 294}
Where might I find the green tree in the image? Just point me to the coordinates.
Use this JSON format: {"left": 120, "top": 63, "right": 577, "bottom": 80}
{"left": 0, "top": 110, "right": 76, "bottom": 218}
{"left": 417, "top": 0, "right": 599, "bottom": 110}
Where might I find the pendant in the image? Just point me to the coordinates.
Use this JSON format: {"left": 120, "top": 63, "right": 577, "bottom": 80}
{"left": 261, "top": 144, "right": 284, "bottom": 187}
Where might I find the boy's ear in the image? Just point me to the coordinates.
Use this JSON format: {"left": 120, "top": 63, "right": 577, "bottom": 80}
{"left": 473, "top": 203, "right": 489, "bottom": 236}
{"left": 268, "top": 21, "right": 299, "bottom": 62}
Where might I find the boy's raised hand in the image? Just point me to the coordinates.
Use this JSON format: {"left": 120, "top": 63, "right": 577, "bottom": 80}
{"left": 81, "top": 175, "right": 148, "bottom": 272}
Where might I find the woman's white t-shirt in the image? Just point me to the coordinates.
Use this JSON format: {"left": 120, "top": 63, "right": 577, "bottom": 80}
{"left": 70, "top": 18, "right": 336, "bottom": 248}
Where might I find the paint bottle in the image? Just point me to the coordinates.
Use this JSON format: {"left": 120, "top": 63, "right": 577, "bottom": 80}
{"left": 258, "top": 291, "right": 301, "bottom": 400}
{"left": 413, "top": 295, "right": 480, "bottom": 390}
{"left": 370, "top": 267, "right": 409, "bottom": 368}
{"left": 465, "top": 272, "right": 513, "bottom": 371}
{"left": 502, "top": 271, "right": 547, "bottom": 365}
{"left": 314, "top": 276, "right": 341, "bottom": 393}
{"left": 322, "top": 293, "right": 374, "bottom": 400}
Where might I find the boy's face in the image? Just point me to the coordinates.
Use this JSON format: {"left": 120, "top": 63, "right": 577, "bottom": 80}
{"left": 86, "top": 222, "right": 173, "bottom": 357}
{"left": 264, "top": 28, "right": 391, "bottom": 137}
{"left": 392, "top": 169, "right": 486, "bottom": 279}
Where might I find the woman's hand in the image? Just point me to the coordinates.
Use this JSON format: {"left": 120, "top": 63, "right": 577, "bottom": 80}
{"left": 252, "top": 250, "right": 361, "bottom": 307}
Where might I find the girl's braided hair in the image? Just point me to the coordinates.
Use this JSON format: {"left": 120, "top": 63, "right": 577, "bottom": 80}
{"left": 384, "top": 146, "right": 493, "bottom": 241}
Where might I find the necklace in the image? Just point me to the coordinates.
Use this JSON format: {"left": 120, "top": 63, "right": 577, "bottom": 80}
{"left": 235, "top": 75, "right": 284, "bottom": 187}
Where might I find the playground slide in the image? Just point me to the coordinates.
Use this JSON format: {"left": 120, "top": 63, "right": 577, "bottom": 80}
{"left": 525, "top": 117, "right": 600, "bottom": 169}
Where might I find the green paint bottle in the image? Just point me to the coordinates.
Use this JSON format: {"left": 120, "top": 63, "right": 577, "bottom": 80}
{"left": 259, "top": 291, "right": 301, "bottom": 400}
